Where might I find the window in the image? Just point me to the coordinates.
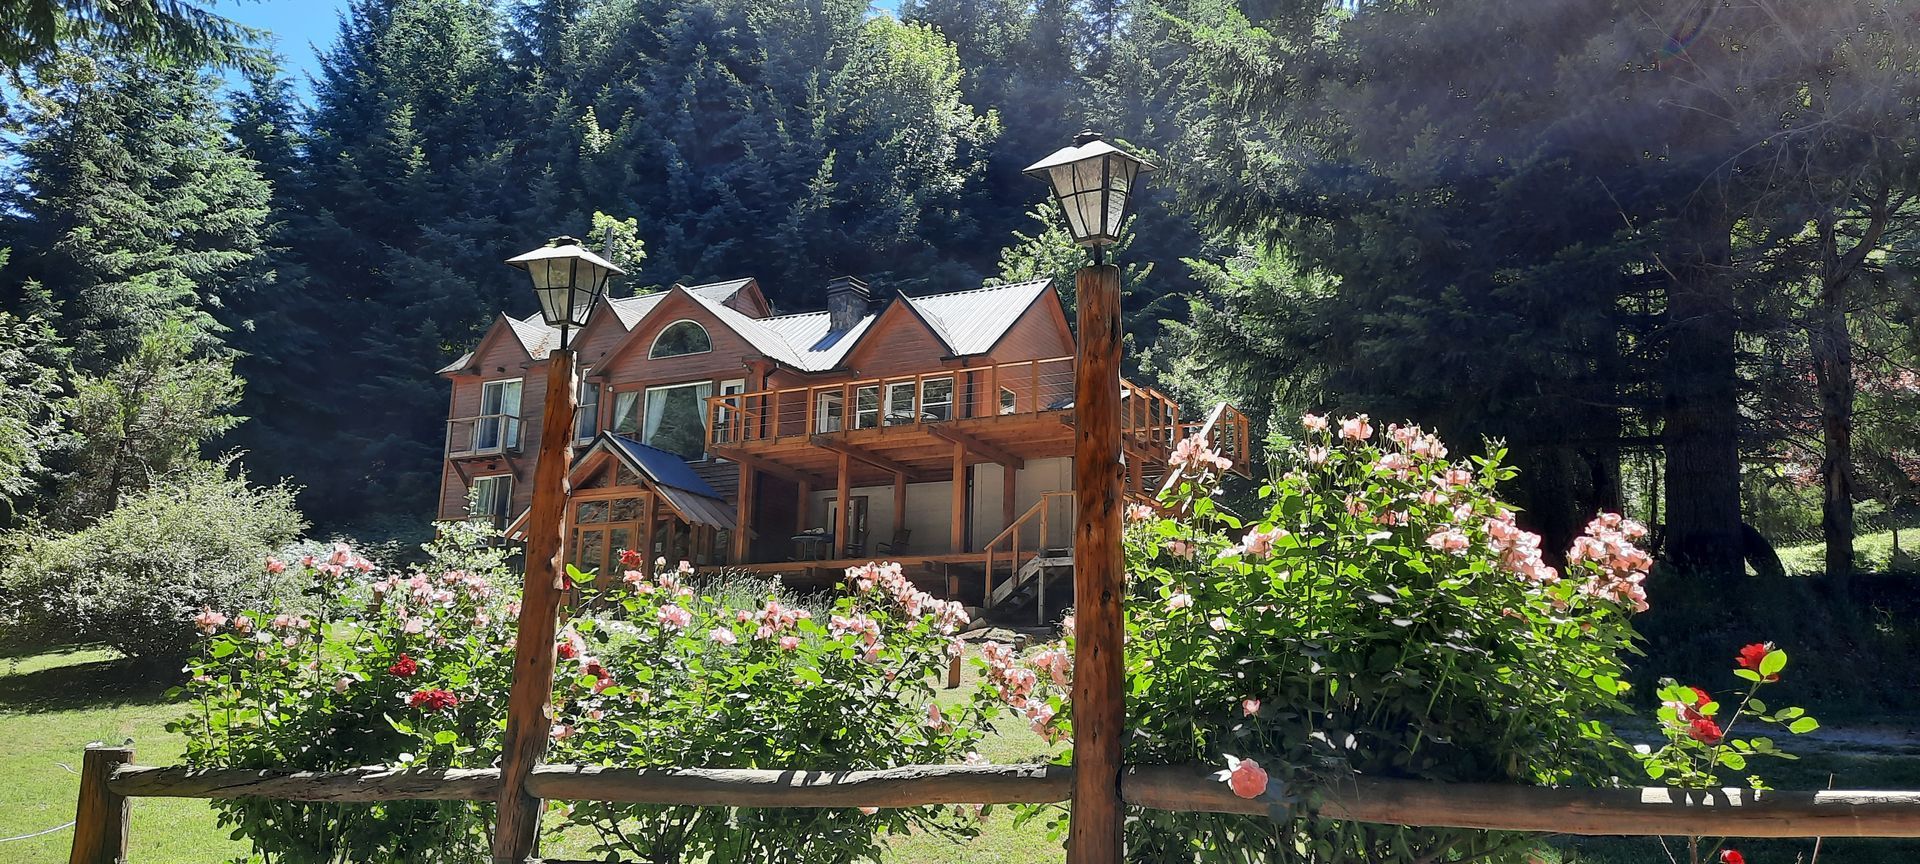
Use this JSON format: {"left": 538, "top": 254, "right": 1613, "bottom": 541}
{"left": 649, "top": 320, "right": 712, "bottom": 359}
{"left": 1000, "top": 387, "right": 1017, "bottom": 415}
{"left": 854, "top": 385, "right": 881, "bottom": 429}
{"left": 815, "top": 389, "right": 845, "bottom": 433}
{"left": 884, "top": 381, "right": 917, "bottom": 425}
{"left": 642, "top": 381, "right": 714, "bottom": 460}
{"left": 714, "top": 379, "right": 747, "bottom": 447}
{"left": 575, "top": 368, "right": 600, "bottom": 443}
{"left": 470, "top": 475, "right": 512, "bottom": 527}
{"left": 476, "top": 379, "right": 523, "bottom": 452}
{"left": 611, "top": 390, "right": 640, "bottom": 436}
{"left": 921, "top": 376, "right": 954, "bottom": 421}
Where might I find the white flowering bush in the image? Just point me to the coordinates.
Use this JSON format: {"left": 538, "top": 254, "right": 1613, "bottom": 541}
{"left": 548, "top": 557, "right": 992, "bottom": 863}
{"left": 1003, "top": 416, "right": 1655, "bottom": 863}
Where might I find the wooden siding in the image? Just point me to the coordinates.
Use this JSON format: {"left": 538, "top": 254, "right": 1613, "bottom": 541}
{"left": 842, "top": 302, "right": 956, "bottom": 377}
{"left": 986, "top": 292, "right": 1074, "bottom": 363}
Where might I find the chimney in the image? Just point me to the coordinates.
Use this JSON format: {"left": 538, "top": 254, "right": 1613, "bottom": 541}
{"left": 826, "top": 276, "right": 871, "bottom": 333}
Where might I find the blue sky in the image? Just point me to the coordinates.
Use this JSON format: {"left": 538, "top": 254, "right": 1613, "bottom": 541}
{"left": 217, "top": 1, "right": 903, "bottom": 95}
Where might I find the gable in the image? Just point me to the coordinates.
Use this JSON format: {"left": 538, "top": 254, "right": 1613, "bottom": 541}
{"left": 442, "top": 314, "right": 534, "bottom": 377}
{"left": 984, "top": 285, "right": 1074, "bottom": 361}
{"left": 596, "top": 288, "right": 764, "bottom": 381}
{"left": 841, "top": 298, "right": 954, "bottom": 376}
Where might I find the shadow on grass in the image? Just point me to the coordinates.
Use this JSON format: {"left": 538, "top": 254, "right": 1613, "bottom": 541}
{"left": 0, "top": 647, "right": 180, "bottom": 713}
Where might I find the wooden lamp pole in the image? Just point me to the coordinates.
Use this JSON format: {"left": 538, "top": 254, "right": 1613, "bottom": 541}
{"left": 491, "top": 235, "right": 623, "bottom": 864}
{"left": 491, "top": 344, "right": 575, "bottom": 863}
{"left": 1025, "top": 132, "right": 1153, "bottom": 864}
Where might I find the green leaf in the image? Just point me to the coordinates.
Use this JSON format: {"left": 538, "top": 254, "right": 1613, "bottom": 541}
{"left": 1759, "top": 649, "right": 1787, "bottom": 678}
{"left": 1718, "top": 752, "right": 1747, "bottom": 771}
{"left": 434, "top": 730, "right": 458, "bottom": 745}
{"left": 1789, "top": 717, "right": 1820, "bottom": 734}
{"left": 1734, "top": 669, "right": 1763, "bottom": 682}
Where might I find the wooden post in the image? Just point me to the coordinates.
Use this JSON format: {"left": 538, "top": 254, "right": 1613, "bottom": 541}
{"left": 733, "top": 464, "right": 754, "bottom": 563}
{"left": 835, "top": 453, "right": 851, "bottom": 559}
{"left": 1002, "top": 463, "right": 1017, "bottom": 538}
{"left": 950, "top": 443, "right": 967, "bottom": 553}
{"left": 68, "top": 743, "right": 132, "bottom": 864}
{"left": 640, "top": 492, "right": 657, "bottom": 575}
{"left": 892, "top": 473, "right": 907, "bottom": 538}
{"left": 1068, "top": 263, "right": 1125, "bottom": 864}
{"left": 492, "top": 348, "right": 577, "bottom": 864}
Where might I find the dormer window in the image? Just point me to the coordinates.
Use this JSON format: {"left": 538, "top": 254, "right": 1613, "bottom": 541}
{"left": 650, "top": 320, "right": 712, "bottom": 358}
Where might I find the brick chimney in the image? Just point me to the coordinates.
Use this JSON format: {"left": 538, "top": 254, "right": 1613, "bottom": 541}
{"left": 826, "top": 276, "right": 871, "bottom": 333}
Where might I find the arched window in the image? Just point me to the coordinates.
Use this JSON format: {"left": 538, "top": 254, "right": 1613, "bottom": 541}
{"left": 649, "top": 320, "right": 712, "bottom": 358}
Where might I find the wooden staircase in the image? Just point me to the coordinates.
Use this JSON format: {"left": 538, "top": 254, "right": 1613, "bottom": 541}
{"left": 974, "top": 401, "right": 1254, "bottom": 625}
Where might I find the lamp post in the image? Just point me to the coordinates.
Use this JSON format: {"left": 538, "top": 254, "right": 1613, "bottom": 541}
{"left": 1024, "top": 131, "right": 1155, "bottom": 864}
{"left": 492, "top": 236, "right": 624, "bottom": 864}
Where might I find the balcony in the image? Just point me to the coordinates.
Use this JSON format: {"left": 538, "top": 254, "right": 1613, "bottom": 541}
{"left": 446, "top": 413, "right": 523, "bottom": 458}
{"left": 706, "top": 356, "right": 1190, "bottom": 447}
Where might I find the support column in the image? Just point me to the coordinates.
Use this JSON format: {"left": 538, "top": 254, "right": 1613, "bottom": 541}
{"left": 797, "top": 480, "right": 812, "bottom": 533}
{"left": 893, "top": 473, "right": 908, "bottom": 538}
{"left": 493, "top": 347, "right": 577, "bottom": 864}
{"left": 640, "top": 492, "right": 657, "bottom": 575}
{"left": 733, "top": 464, "right": 754, "bottom": 563}
{"left": 1067, "top": 263, "right": 1125, "bottom": 864}
{"left": 1003, "top": 461, "right": 1018, "bottom": 534}
{"left": 835, "top": 453, "right": 852, "bottom": 559}
{"left": 950, "top": 442, "right": 967, "bottom": 553}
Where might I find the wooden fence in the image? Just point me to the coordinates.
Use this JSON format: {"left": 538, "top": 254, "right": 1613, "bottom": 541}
{"left": 68, "top": 742, "right": 1920, "bottom": 863}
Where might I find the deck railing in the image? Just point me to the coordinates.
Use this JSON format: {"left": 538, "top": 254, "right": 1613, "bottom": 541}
{"left": 445, "top": 413, "right": 523, "bottom": 458}
{"left": 705, "top": 357, "right": 1185, "bottom": 453}
{"left": 69, "top": 741, "right": 1920, "bottom": 864}
{"left": 981, "top": 491, "right": 1075, "bottom": 610}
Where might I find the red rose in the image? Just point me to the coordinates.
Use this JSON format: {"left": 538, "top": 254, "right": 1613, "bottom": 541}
{"left": 556, "top": 640, "right": 576, "bottom": 660}
{"left": 1688, "top": 717, "right": 1724, "bottom": 745}
{"left": 407, "top": 688, "right": 459, "bottom": 712}
{"left": 1720, "top": 850, "right": 1745, "bottom": 864}
{"left": 1736, "top": 643, "right": 1778, "bottom": 680}
{"left": 1689, "top": 687, "right": 1712, "bottom": 707}
{"left": 388, "top": 654, "right": 418, "bottom": 678}
{"left": 619, "top": 548, "right": 645, "bottom": 568}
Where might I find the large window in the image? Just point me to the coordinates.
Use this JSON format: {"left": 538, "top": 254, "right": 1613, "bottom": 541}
{"left": 854, "top": 385, "right": 881, "bottom": 429}
{"left": 476, "top": 378, "right": 522, "bottom": 452}
{"left": 575, "top": 367, "right": 600, "bottom": 443}
{"left": 469, "top": 474, "right": 512, "bottom": 527}
{"left": 815, "top": 389, "right": 844, "bottom": 433}
{"left": 649, "top": 320, "right": 712, "bottom": 359}
{"left": 921, "top": 376, "right": 954, "bottom": 421}
{"left": 642, "top": 381, "right": 714, "bottom": 459}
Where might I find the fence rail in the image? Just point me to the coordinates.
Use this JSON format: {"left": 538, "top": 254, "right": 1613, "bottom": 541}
{"left": 71, "top": 742, "right": 1920, "bottom": 864}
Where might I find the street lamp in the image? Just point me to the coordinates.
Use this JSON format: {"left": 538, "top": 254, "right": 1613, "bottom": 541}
{"left": 1023, "top": 130, "right": 1156, "bottom": 261}
{"left": 493, "top": 236, "right": 622, "bottom": 863}
{"left": 1026, "top": 130, "right": 1152, "bottom": 864}
{"left": 506, "top": 235, "right": 626, "bottom": 340}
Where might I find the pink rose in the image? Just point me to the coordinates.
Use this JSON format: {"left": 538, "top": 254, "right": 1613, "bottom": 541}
{"left": 1301, "top": 413, "right": 1329, "bottom": 432}
{"left": 1241, "top": 698, "right": 1261, "bottom": 717}
{"left": 1216, "top": 755, "right": 1269, "bottom": 799}
{"left": 1339, "top": 414, "right": 1373, "bottom": 442}
{"left": 1166, "top": 592, "right": 1194, "bottom": 611}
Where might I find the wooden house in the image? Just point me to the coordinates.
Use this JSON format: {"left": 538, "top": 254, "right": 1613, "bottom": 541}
{"left": 438, "top": 275, "right": 1249, "bottom": 619}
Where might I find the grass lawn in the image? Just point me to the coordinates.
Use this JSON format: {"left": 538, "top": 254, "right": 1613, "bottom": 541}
{"left": 1778, "top": 528, "right": 1916, "bottom": 576}
{"left": 7, "top": 643, "right": 1919, "bottom": 864}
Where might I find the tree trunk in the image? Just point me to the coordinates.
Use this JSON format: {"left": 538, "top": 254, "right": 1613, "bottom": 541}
{"left": 1810, "top": 272, "right": 1855, "bottom": 587}
{"left": 1662, "top": 212, "right": 1745, "bottom": 576}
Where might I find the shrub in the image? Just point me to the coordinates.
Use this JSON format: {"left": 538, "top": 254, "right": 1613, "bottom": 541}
{"left": 174, "top": 528, "right": 517, "bottom": 864}
{"left": 1010, "top": 416, "right": 1654, "bottom": 863}
{"left": 551, "top": 558, "right": 990, "bottom": 863}
{"left": 0, "top": 463, "right": 305, "bottom": 657}
{"left": 176, "top": 539, "right": 993, "bottom": 863}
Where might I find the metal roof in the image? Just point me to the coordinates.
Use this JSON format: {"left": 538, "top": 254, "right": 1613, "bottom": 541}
{"left": 903, "top": 278, "right": 1052, "bottom": 356}
{"left": 601, "top": 434, "right": 736, "bottom": 530}
{"left": 457, "top": 276, "right": 1056, "bottom": 374}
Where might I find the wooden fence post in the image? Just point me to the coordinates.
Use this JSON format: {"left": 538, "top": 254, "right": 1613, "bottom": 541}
{"left": 492, "top": 347, "right": 577, "bottom": 864}
{"left": 69, "top": 743, "right": 133, "bottom": 864}
{"left": 1068, "top": 262, "right": 1125, "bottom": 864}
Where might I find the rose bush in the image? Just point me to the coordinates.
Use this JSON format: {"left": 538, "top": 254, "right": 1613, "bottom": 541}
{"left": 173, "top": 520, "right": 518, "bottom": 864}
{"left": 549, "top": 557, "right": 993, "bottom": 863}
{"left": 1017, "top": 417, "right": 1656, "bottom": 863}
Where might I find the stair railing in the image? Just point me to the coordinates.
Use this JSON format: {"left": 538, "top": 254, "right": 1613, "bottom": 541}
{"left": 981, "top": 491, "right": 1074, "bottom": 609}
